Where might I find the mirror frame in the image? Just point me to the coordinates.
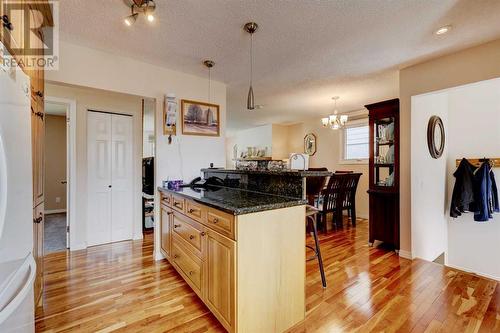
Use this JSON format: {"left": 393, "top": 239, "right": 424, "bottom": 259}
{"left": 427, "top": 116, "right": 445, "bottom": 159}
{"left": 304, "top": 133, "right": 317, "bottom": 156}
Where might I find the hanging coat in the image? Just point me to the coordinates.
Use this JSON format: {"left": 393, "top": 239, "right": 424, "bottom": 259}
{"left": 450, "top": 158, "right": 476, "bottom": 218}
{"left": 474, "top": 162, "right": 500, "bottom": 222}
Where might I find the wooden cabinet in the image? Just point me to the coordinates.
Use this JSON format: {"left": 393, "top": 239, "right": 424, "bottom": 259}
{"left": 204, "top": 229, "right": 235, "bottom": 330}
{"left": 31, "top": 101, "right": 44, "bottom": 206}
{"left": 33, "top": 202, "right": 44, "bottom": 304}
{"left": 365, "top": 98, "right": 400, "bottom": 250}
{"left": 1, "top": 0, "right": 52, "bottom": 306}
{"left": 160, "top": 204, "right": 172, "bottom": 259}
{"left": 158, "top": 190, "right": 305, "bottom": 333}
{"left": 0, "top": 0, "right": 26, "bottom": 60}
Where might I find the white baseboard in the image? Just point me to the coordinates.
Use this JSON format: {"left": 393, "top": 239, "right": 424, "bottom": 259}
{"left": 445, "top": 263, "right": 500, "bottom": 282}
{"left": 70, "top": 242, "right": 87, "bottom": 251}
{"left": 398, "top": 250, "right": 413, "bottom": 260}
{"left": 133, "top": 233, "right": 144, "bottom": 241}
{"left": 45, "top": 209, "right": 67, "bottom": 215}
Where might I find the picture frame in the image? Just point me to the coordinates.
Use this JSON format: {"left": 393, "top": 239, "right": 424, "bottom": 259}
{"left": 181, "top": 99, "right": 220, "bottom": 137}
{"left": 304, "top": 133, "right": 317, "bottom": 156}
{"left": 163, "top": 95, "right": 177, "bottom": 136}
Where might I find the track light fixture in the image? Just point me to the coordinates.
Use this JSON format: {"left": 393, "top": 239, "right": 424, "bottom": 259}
{"left": 123, "top": 0, "right": 156, "bottom": 27}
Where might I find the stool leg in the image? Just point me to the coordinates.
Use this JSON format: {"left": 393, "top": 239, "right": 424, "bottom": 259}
{"left": 309, "top": 215, "right": 327, "bottom": 288}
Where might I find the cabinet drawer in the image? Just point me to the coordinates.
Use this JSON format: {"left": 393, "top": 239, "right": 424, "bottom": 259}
{"left": 172, "top": 237, "right": 202, "bottom": 293}
{"left": 160, "top": 192, "right": 172, "bottom": 207}
{"left": 172, "top": 213, "right": 204, "bottom": 258}
{"left": 206, "top": 208, "right": 235, "bottom": 240}
{"left": 185, "top": 199, "right": 206, "bottom": 222}
{"left": 172, "top": 195, "right": 185, "bottom": 213}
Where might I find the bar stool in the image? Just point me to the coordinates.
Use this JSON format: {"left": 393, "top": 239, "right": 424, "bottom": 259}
{"left": 306, "top": 205, "right": 327, "bottom": 288}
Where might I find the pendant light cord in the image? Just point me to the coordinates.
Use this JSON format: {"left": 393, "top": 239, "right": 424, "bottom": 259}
{"left": 250, "top": 33, "right": 253, "bottom": 86}
{"left": 208, "top": 66, "right": 211, "bottom": 103}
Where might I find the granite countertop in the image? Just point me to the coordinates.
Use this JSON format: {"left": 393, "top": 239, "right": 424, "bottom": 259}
{"left": 201, "top": 168, "right": 332, "bottom": 177}
{"left": 158, "top": 185, "right": 307, "bottom": 215}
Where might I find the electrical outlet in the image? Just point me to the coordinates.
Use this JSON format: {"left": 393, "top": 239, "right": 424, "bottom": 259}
{"left": 55, "top": 197, "right": 61, "bottom": 203}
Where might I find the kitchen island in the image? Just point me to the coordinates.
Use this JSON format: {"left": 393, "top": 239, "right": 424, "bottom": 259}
{"left": 201, "top": 168, "right": 332, "bottom": 199}
{"left": 158, "top": 185, "right": 307, "bottom": 333}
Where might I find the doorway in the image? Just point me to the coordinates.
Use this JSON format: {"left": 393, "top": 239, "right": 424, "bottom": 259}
{"left": 44, "top": 97, "right": 76, "bottom": 253}
{"left": 142, "top": 99, "right": 155, "bottom": 235}
{"left": 44, "top": 99, "right": 75, "bottom": 253}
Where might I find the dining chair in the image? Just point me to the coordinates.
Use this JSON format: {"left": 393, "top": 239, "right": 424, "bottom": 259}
{"left": 339, "top": 173, "right": 362, "bottom": 227}
{"left": 319, "top": 174, "right": 345, "bottom": 232}
{"left": 305, "top": 167, "right": 329, "bottom": 207}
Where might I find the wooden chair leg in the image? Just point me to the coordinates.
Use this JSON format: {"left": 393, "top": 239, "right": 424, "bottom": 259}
{"left": 351, "top": 207, "right": 356, "bottom": 227}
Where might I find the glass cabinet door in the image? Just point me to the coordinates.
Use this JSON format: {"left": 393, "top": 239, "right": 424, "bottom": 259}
{"left": 373, "top": 117, "right": 395, "bottom": 187}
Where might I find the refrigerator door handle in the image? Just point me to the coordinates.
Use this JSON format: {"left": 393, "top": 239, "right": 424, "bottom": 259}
{"left": 0, "top": 254, "right": 36, "bottom": 325}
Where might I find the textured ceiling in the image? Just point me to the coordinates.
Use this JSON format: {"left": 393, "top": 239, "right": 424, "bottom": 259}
{"left": 58, "top": 0, "right": 500, "bottom": 131}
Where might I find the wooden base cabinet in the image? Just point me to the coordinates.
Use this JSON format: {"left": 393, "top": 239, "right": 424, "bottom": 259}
{"left": 204, "top": 230, "right": 235, "bottom": 329}
{"left": 159, "top": 191, "right": 305, "bottom": 333}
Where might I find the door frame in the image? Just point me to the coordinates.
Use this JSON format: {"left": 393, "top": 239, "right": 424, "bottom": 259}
{"left": 44, "top": 96, "right": 78, "bottom": 250}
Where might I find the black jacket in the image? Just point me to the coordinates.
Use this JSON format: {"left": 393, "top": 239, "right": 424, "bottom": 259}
{"left": 473, "top": 162, "right": 500, "bottom": 222}
{"left": 450, "top": 158, "right": 476, "bottom": 218}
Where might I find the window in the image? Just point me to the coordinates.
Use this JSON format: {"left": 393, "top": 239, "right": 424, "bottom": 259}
{"left": 342, "top": 123, "right": 369, "bottom": 163}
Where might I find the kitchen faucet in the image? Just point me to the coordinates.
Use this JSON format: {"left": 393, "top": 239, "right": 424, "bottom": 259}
{"left": 290, "top": 153, "right": 307, "bottom": 171}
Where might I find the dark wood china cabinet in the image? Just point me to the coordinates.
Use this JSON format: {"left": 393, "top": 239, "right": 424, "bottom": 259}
{"left": 365, "top": 99, "right": 400, "bottom": 251}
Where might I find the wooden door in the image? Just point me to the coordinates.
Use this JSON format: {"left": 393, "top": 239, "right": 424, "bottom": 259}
{"left": 110, "top": 114, "right": 133, "bottom": 242}
{"left": 33, "top": 202, "right": 44, "bottom": 304}
{"left": 160, "top": 205, "right": 172, "bottom": 258}
{"left": 204, "top": 230, "right": 235, "bottom": 330}
{"left": 87, "top": 112, "right": 113, "bottom": 246}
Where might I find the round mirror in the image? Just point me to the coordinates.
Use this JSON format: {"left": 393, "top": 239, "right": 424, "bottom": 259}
{"left": 304, "top": 133, "right": 317, "bottom": 156}
{"left": 427, "top": 116, "right": 445, "bottom": 159}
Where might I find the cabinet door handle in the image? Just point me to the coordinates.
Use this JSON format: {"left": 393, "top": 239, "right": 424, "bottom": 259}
{"left": 174, "top": 224, "right": 180, "bottom": 228}
{"left": 200, "top": 232, "right": 206, "bottom": 237}
{"left": 189, "top": 271, "right": 194, "bottom": 276}
{"left": 188, "top": 209, "right": 194, "bottom": 213}
{"left": 35, "top": 90, "right": 44, "bottom": 98}
{"left": 173, "top": 202, "right": 181, "bottom": 208}
{"left": 189, "top": 235, "right": 195, "bottom": 240}
{"left": 167, "top": 211, "right": 173, "bottom": 216}
{"left": 212, "top": 218, "right": 219, "bottom": 224}
{"left": 33, "top": 217, "right": 42, "bottom": 224}
{"left": 173, "top": 254, "right": 178, "bottom": 259}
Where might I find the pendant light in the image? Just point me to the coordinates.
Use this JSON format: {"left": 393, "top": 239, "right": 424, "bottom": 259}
{"left": 321, "top": 96, "right": 349, "bottom": 130}
{"left": 203, "top": 60, "right": 215, "bottom": 103}
{"left": 244, "top": 22, "right": 258, "bottom": 110}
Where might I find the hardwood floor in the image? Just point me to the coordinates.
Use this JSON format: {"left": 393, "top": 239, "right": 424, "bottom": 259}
{"left": 35, "top": 219, "right": 500, "bottom": 333}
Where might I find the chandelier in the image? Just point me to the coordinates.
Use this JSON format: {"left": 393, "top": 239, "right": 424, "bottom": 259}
{"left": 321, "top": 96, "right": 348, "bottom": 130}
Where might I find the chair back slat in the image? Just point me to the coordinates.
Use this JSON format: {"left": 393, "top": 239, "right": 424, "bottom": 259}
{"left": 306, "top": 168, "right": 329, "bottom": 205}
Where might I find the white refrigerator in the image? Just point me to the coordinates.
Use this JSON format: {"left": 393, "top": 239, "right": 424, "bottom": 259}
{"left": 0, "top": 44, "right": 36, "bottom": 332}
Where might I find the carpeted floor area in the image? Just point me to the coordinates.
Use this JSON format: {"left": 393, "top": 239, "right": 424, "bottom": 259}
{"left": 44, "top": 213, "right": 67, "bottom": 253}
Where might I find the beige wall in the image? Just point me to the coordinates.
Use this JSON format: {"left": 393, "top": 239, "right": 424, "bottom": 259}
{"left": 46, "top": 41, "right": 227, "bottom": 259}
{"left": 399, "top": 38, "right": 500, "bottom": 256}
{"left": 271, "top": 124, "right": 290, "bottom": 160}
{"left": 44, "top": 115, "right": 67, "bottom": 212}
{"left": 287, "top": 119, "right": 369, "bottom": 218}
{"left": 46, "top": 83, "right": 143, "bottom": 250}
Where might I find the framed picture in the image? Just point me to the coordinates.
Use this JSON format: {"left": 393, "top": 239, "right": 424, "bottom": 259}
{"left": 181, "top": 99, "right": 220, "bottom": 137}
{"left": 304, "top": 133, "right": 317, "bottom": 156}
{"left": 163, "top": 95, "right": 177, "bottom": 136}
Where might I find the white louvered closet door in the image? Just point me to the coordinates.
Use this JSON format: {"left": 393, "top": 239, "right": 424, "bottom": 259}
{"left": 87, "top": 112, "right": 133, "bottom": 246}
